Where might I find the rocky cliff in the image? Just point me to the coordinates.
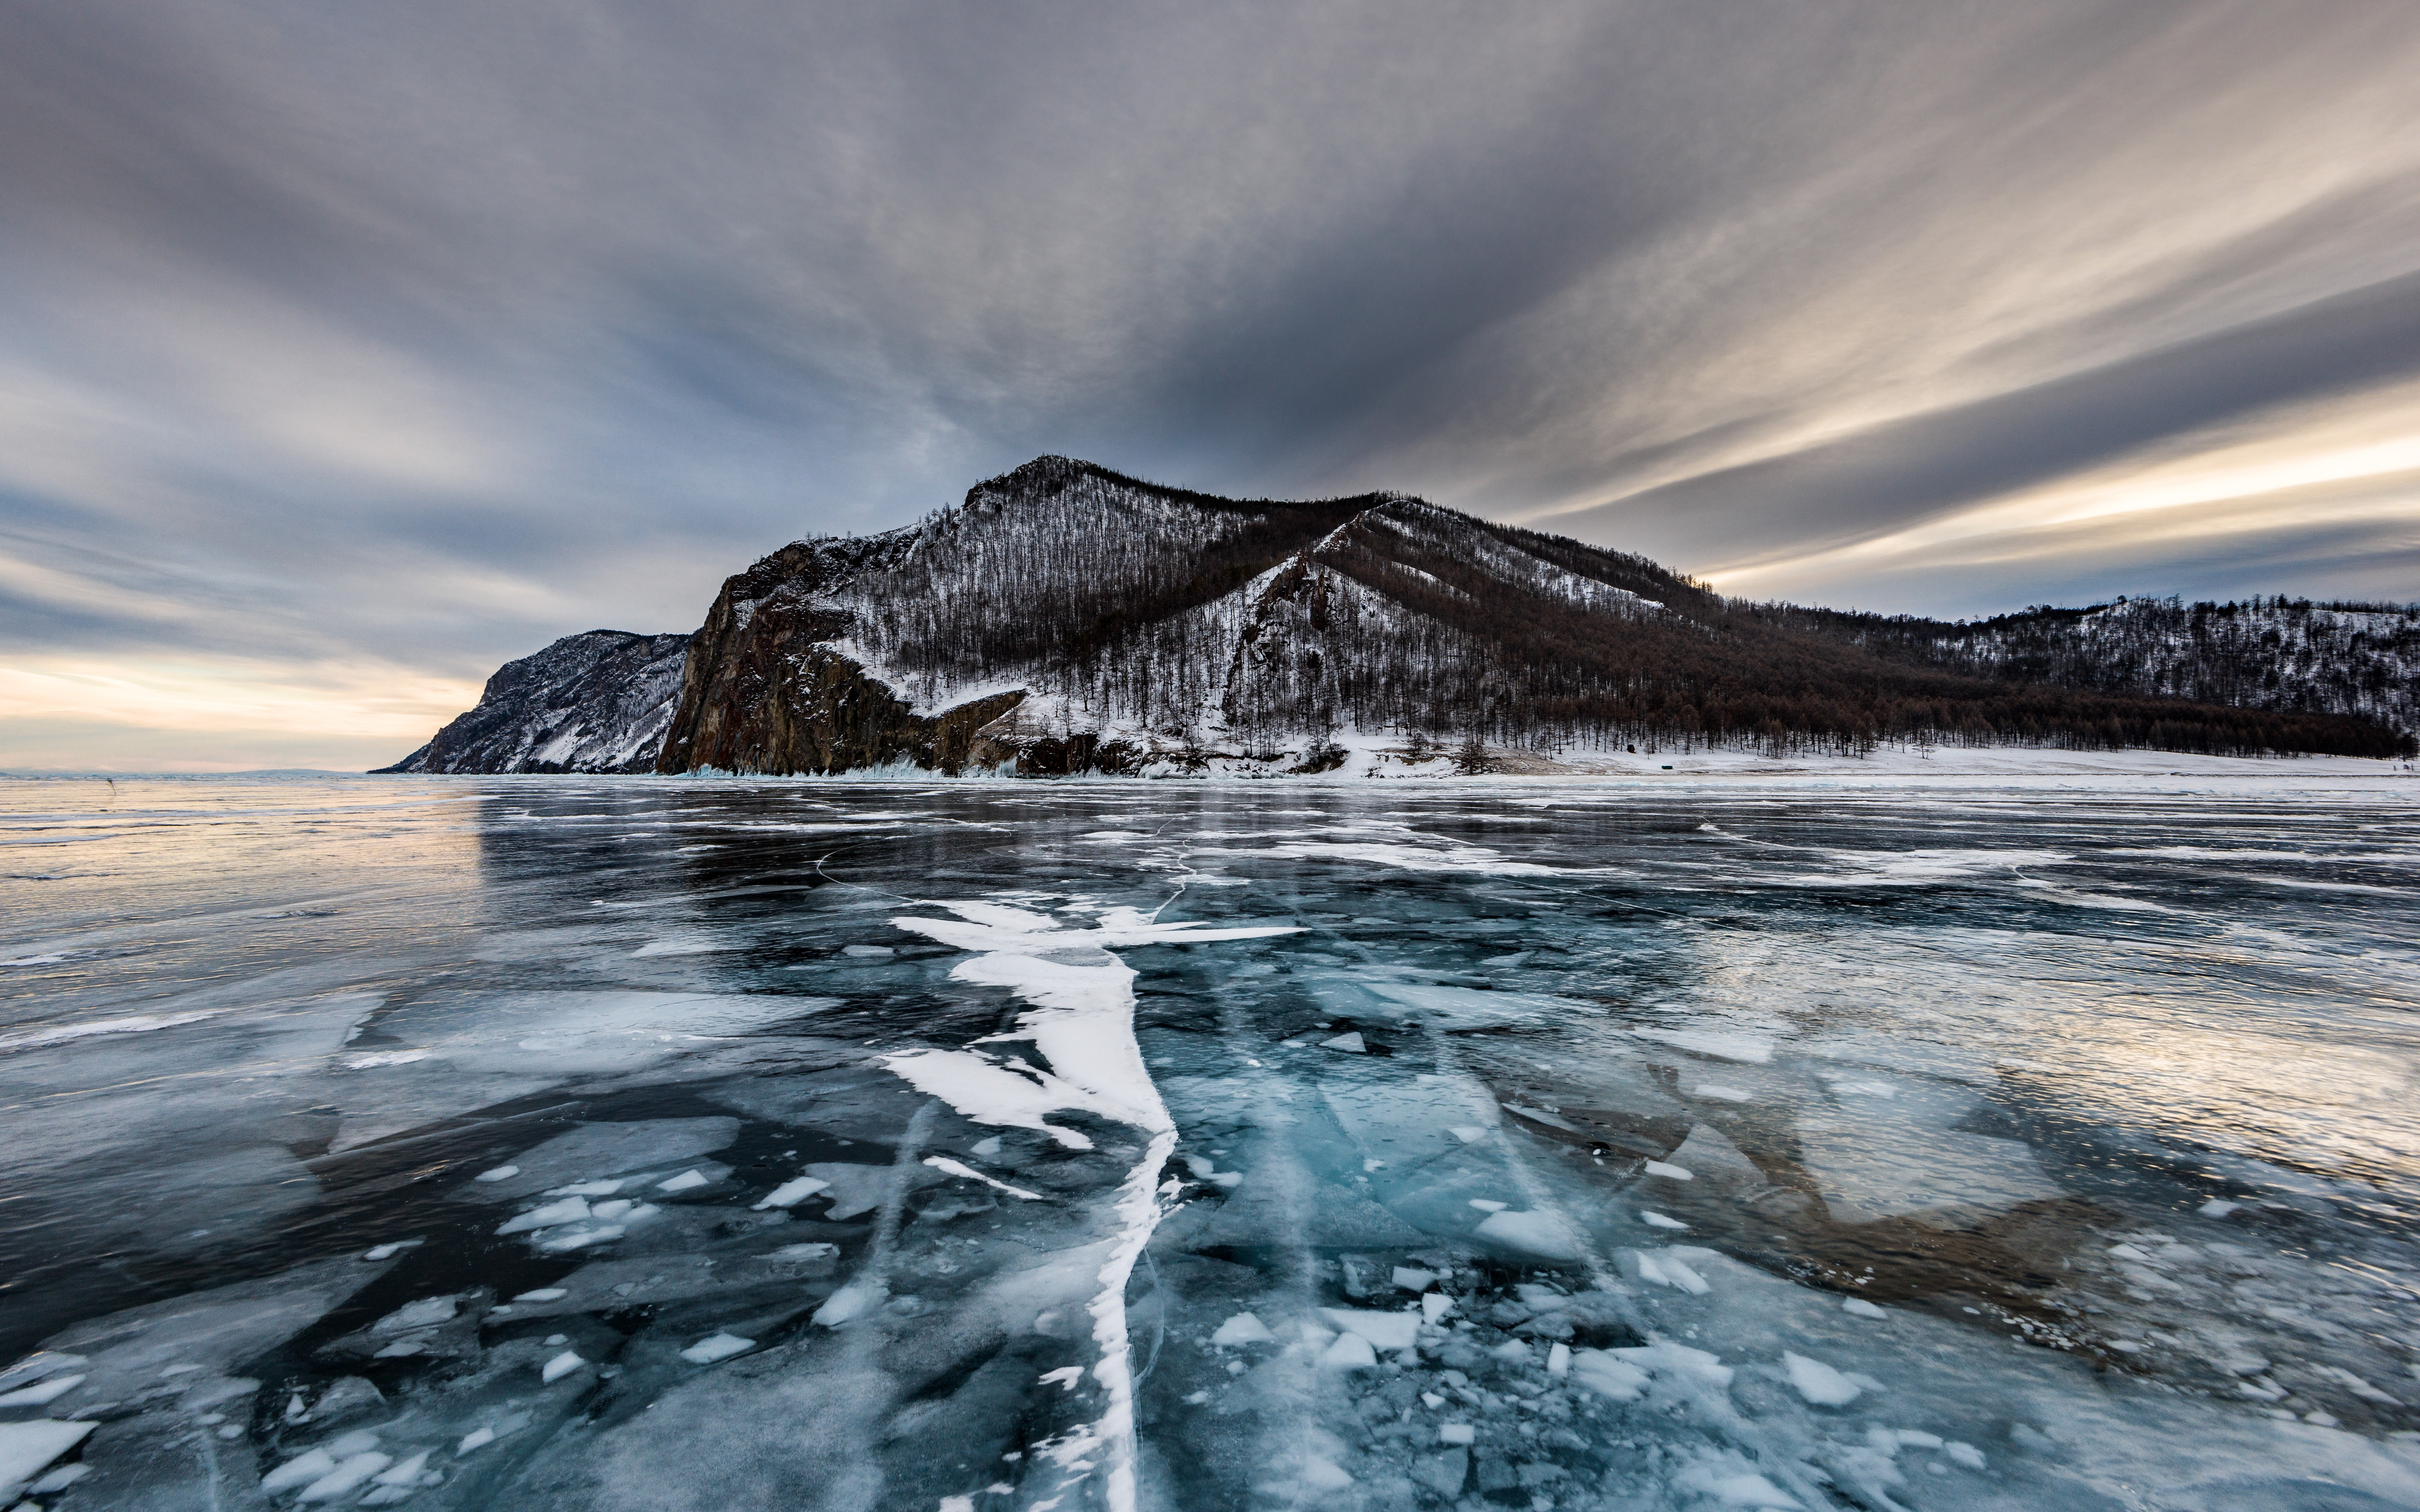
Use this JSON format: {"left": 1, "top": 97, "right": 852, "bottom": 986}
{"left": 377, "top": 629, "right": 690, "bottom": 774}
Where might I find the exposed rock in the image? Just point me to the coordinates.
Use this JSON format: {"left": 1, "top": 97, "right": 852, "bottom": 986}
{"left": 379, "top": 629, "right": 689, "bottom": 773}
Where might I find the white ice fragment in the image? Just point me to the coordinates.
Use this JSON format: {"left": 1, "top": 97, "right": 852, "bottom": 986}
{"left": 972, "top": 1137, "right": 1003, "bottom": 1156}
{"left": 1438, "top": 1423, "right": 1475, "bottom": 1446}
{"left": 549, "top": 1180, "right": 625, "bottom": 1197}
{"left": 1945, "top": 1442, "right": 1986, "bottom": 1470}
{"left": 514, "top": 1288, "right": 567, "bottom": 1303}
{"left": 539, "top": 1351, "right": 585, "bottom": 1383}
{"left": 1421, "top": 1392, "right": 1445, "bottom": 1408}
{"left": 361, "top": 1240, "right": 421, "bottom": 1261}
{"left": 1675, "top": 1466, "right": 1799, "bottom": 1508}
{"left": 842, "top": 945, "right": 894, "bottom": 958}
{"left": 0, "top": 1375, "right": 84, "bottom": 1407}
{"left": 29, "top": 1465, "right": 89, "bottom": 1495}
{"left": 1694, "top": 1085, "right": 1752, "bottom": 1102}
{"left": 1210, "top": 1313, "right": 1275, "bottom": 1347}
{"left": 373, "top": 1451, "right": 429, "bottom": 1486}
{"left": 1612, "top": 1342, "right": 1732, "bottom": 1387}
{"left": 591, "top": 1200, "right": 634, "bottom": 1220}
{"left": 1301, "top": 1459, "right": 1354, "bottom": 1490}
{"left": 1320, "top": 1032, "right": 1366, "bottom": 1053}
{"left": 754, "top": 1176, "right": 832, "bottom": 1210}
{"left": 1644, "top": 1161, "right": 1694, "bottom": 1180}
{"left": 1422, "top": 1292, "right": 1455, "bottom": 1325}
{"left": 454, "top": 1428, "right": 494, "bottom": 1456}
{"left": 1477, "top": 1209, "right": 1585, "bottom": 1260}
{"left": 1038, "top": 1366, "right": 1085, "bottom": 1392}
{"left": 1547, "top": 1343, "right": 1572, "bottom": 1377}
{"left": 2199, "top": 1199, "right": 2240, "bottom": 1217}
{"left": 1640, "top": 1211, "right": 1689, "bottom": 1231}
{"left": 769, "top": 1242, "right": 840, "bottom": 1261}
{"left": 1894, "top": 1430, "right": 1944, "bottom": 1449}
{"left": 679, "top": 1333, "right": 756, "bottom": 1364}
{"left": 658, "top": 1169, "right": 710, "bottom": 1193}
{"left": 324, "top": 1431, "right": 381, "bottom": 1457}
{"left": 1467, "top": 1199, "right": 1508, "bottom": 1212}
{"left": 1782, "top": 1352, "right": 1862, "bottom": 1406}
{"left": 0, "top": 1422, "right": 96, "bottom": 1504}
{"left": 497, "top": 1196, "right": 590, "bottom": 1235}
{"left": 1393, "top": 1267, "right": 1437, "bottom": 1292}
{"left": 1842, "top": 1298, "right": 1887, "bottom": 1320}
{"left": 1320, "top": 1309, "right": 1419, "bottom": 1352}
{"left": 299, "top": 1452, "right": 392, "bottom": 1502}
{"left": 1568, "top": 1350, "right": 1649, "bottom": 1401}
{"left": 537, "top": 1223, "right": 624, "bottom": 1252}
{"left": 262, "top": 1448, "right": 339, "bottom": 1494}
{"left": 375, "top": 1297, "right": 457, "bottom": 1334}
{"left": 474, "top": 1166, "right": 519, "bottom": 1183}
{"left": 1449, "top": 1126, "right": 1488, "bottom": 1144}
{"left": 814, "top": 1280, "right": 884, "bottom": 1326}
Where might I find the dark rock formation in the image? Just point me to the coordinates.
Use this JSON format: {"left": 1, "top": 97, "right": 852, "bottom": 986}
{"left": 377, "top": 630, "right": 690, "bottom": 773}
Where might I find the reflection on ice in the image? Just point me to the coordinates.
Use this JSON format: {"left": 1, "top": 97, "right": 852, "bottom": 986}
{"left": 3, "top": 776, "right": 2419, "bottom": 1510}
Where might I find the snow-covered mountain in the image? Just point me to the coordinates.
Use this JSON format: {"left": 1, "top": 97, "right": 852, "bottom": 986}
{"left": 380, "top": 458, "right": 2414, "bottom": 777}
{"left": 1779, "top": 597, "right": 2420, "bottom": 738}
{"left": 377, "top": 630, "right": 690, "bottom": 774}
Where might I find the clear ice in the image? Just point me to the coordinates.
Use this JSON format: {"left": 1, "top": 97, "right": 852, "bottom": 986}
{"left": 2, "top": 773, "right": 2418, "bottom": 1510}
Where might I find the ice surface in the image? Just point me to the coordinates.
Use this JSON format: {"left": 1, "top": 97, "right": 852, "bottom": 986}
{"left": 13, "top": 778, "right": 2420, "bottom": 1512}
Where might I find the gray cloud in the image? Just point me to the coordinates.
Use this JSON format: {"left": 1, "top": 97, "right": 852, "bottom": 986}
{"left": 2, "top": 1, "right": 2418, "bottom": 762}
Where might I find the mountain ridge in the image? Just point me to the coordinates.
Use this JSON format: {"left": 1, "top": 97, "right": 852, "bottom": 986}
{"left": 381, "top": 458, "right": 2415, "bottom": 775}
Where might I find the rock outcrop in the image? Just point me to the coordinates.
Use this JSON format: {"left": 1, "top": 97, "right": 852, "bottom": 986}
{"left": 377, "top": 630, "right": 690, "bottom": 774}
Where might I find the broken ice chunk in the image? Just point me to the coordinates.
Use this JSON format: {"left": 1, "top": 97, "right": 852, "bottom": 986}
{"left": 372, "top": 1451, "right": 430, "bottom": 1486}
{"left": 1467, "top": 1199, "right": 1508, "bottom": 1212}
{"left": 813, "top": 1280, "right": 884, "bottom": 1326}
{"left": 1438, "top": 1424, "right": 1475, "bottom": 1446}
{"left": 262, "top": 1449, "right": 339, "bottom": 1497}
{"left": 474, "top": 1166, "right": 519, "bottom": 1183}
{"left": 1945, "top": 1442, "right": 1986, "bottom": 1470}
{"left": 548, "top": 1179, "right": 626, "bottom": 1197}
{"left": 1449, "top": 1126, "right": 1488, "bottom": 1144}
{"left": 0, "top": 1374, "right": 84, "bottom": 1407}
{"left": 1644, "top": 1160, "right": 1694, "bottom": 1180}
{"left": 361, "top": 1240, "right": 421, "bottom": 1261}
{"left": 373, "top": 1296, "right": 457, "bottom": 1334}
{"left": 0, "top": 1421, "right": 96, "bottom": 1503}
{"left": 1476, "top": 1208, "right": 1585, "bottom": 1260}
{"left": 1210, "top": 1313, "right": 1275, "bottom": 1347}
{"left": 1842, "top": 1298, "right": 1886, "bottom": 1320}
{"left": 753, "top": 1176, "right": 832, "bottom": 1210}
{"left": 1320, "top": 1309, "right": 1419, "bottom": 1352}
{"left": 513, "top": 1288, "right": 568, "bottom": 1303}
{"left": 678, "top": 1333, "right": 756, "bottom": 1364}
{"left": 1392, "top": 1266, "right": 1437, "bottom": 1292}
{"left": 972, "top": 1137, "right": 1003, "bottom": 1157}
{"left": 2199, "top": 1199, "right": 2240, "bottom": 1217}
{"left": 497, "top": 1196, "right": 590, "bottom": 1235}
{"left": 1547, "top": 1343, "right": 1572, "bottom": 1377}
{"left": 1422, "top": 1293, "right": 1454, "bottom": 1325}
{"left": 1782, "top": 1351, "right": 1862, "bottom": 1406}
{"left": 1694, "top": 1085, "right": 1752, "bottom": 1102}
{"left": 300, "top": 1451, "right": 392, "bottom": 1502}
{"left": 1640, "top": 1211, "right": 1688, "bottom": 1230}
{"left": 1321, "top": 1032, "right": 1366, "bottom": 1053}
{"left": 1302, "top": 1459, "right": 1354, "bottom": 1490}
{"left": 539, "top": 1351, "right": 585, "bottom": 1383}
{"left": 842, "top": 945, "right": 894, "bottom": 958}
{"left": 657, "top": 1169, "right": 710, "bottom": 1193}
{"left": 455, "top": 1428, "right": 494, "bottom": 1456}
{"left": 768, "top": 1242, "right": 841, "bottom": 1261}
{"left": 1636, "top": 1252, "right": 1709, "bottom": 1294}
{"left": 1674, "top": 1467, "right": 1798, "bottom": 1508}
{"left": 1321, "top": 1333, "right": 1378, "bottom": 1369}
{"left": 1568, "top": 1349, "right": 1649, "bottom": 1400}
{"left": 0, "top": 1354, "right": 85, "bottom": 1394}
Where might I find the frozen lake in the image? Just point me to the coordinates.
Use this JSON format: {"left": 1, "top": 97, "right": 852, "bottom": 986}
{"left": 4, "top": 773, "right": 2419, "bottom": 1511}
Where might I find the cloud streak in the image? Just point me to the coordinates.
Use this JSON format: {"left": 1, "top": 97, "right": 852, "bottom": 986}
{"left": 0, "top": 1, "right": 2416, "bottom": 766}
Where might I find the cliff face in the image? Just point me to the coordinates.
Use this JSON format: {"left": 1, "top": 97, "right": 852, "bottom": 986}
{"left": 377, "top": 630, "right": 690, "bottom": 774}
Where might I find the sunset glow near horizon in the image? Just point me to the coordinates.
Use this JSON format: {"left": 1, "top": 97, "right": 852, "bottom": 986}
{"left": 4, "top": 3, "right": 2417, "bottom": 770}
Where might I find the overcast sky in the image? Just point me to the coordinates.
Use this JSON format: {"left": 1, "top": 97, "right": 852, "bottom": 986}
{"left": 5, "top": 1, "right": 2418, "bottom": 769}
